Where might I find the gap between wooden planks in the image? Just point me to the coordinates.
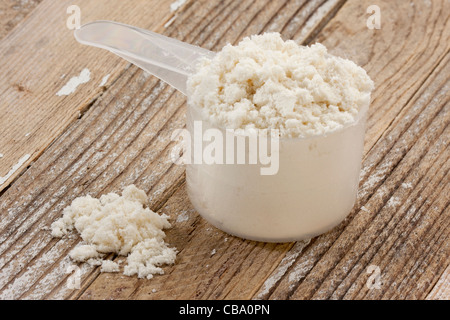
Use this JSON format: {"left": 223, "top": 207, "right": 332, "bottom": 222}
{"left": 0, "top": 0, "right": 448, "bottom": 300}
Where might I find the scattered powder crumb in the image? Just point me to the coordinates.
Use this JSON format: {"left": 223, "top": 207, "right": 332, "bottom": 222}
{"left": 176, "top": 210, "right": 189, "bottom": 223}
{"left": 69, "top": 244, "right": 102, "bottom": 262}
{"left": 101, "top": 260, "right": 120, "bottom": 273}
{"left": 0, "top": 154, "right": 30, "bottom": 186}
{"left": 256, "top": 239, "right": 311, "bottom": 299}
{"left": 0, "top": 153, "right": 3, "bottom": 158}
{"left": 56, "top": 68, "right": 91, "bottom": 96}
{"left": 123, "top": 238, "right": 177, "bottom": 279}
{"left": 402, "top": 182, "right": 412, "bottom": 189}
{"left": 99, "top": 74, "right": 110, "bottom": 87}
{"left": 387, "top": 196, "right": 401, "bottom": 208}
{"left": 170, "top": 0, "right": 187, "bottom": 12}
{"left": 51, "top": 185, "right": 177, "bottom": 279}
{"left": 360, "top": 206, "right": 370, "bottom": 213}
{"left": 152, "top": 288, "right": 157, "bottom": 293}
{"left": 25, "top": 132, "right": 30, "bottom": 137}
{"left": 210, "top": 249, "right": 216, "bottom": 256}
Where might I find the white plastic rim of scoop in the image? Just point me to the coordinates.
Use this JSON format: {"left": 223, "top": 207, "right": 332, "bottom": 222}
{"left": 74, "top": 20, "right": 215, "bottom": 95}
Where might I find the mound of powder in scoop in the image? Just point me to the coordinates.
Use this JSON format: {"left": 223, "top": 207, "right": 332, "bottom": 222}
{"left": 51, "top": 185, "right": 177, "bottom": 279}
{"left": 187, "top": 32, "right": 374, "bottom": 137}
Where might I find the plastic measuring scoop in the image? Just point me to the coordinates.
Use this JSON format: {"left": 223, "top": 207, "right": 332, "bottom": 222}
{"left": 74, "top": 20, "right": 215, "bottom": 95}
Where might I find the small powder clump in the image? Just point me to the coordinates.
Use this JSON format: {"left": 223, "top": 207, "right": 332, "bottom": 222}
{"left": 187, "top": 32, "right": 374, "bottom": 138}
{"left": 51, "top": 185, "right": 177, "bottom": 279}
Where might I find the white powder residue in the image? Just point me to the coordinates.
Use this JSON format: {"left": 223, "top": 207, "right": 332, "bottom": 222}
{"left": 256, "top": 240, "right": 310, "bottom": 299}
{"left": 0, "top": 153, "right": 3, "bottom": 158}
{"left": 164, "top": 15, "right": 177, "bottom": 28}
{"left": 51, "top": 185, "right": 177, "bottom": 280}
{"left": 402, "top": 182, "right": 412, "bottom": 189}
{"left": 187, "top": 33, "right": 374, "bottom": 138}
{"left": 287, "top": 258, "right": 313, "bottom": 290}
{"left": 56, "top": 68, "right": 91, "bottom": 96}
{"left": 359, "top": 161, "right": 392, "bottom": 198}
{"left": 101, "top": 260, "right": 120, "bottom": 273}
{"left": 386, "top": 196, "right": 401, "bottom": 208}
{"left": 176, "top": 210, "right": 189, "bottom": 223}
{"left": 99, "top": 74, "right": 110, "bottom": 87}
{"left": 210, "top": 249, "right": 216, "bottom": 256}
{"left": 170, "top": 0, "right": 186, "bottom": 12}
{"left": 0, "top": 154, "right": 30, "bottom": 186}
{"left": 124, "top": 238, "right": 177, "bottom": 279}
{"left": 69, "top": 244, "right": 101, "bottom": 262}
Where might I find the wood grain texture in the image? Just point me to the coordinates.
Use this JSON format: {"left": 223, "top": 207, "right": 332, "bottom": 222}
{"left": 0, "top": 0, "right": 43, "bottom": 40}
{"left": 0, "top": 0, "right": 448, "bottom": 300}
{"left": 0, "top": 0, "right": 174, "bottom": 192}
{"left": 427, "top": 266, "right": 450, "bottom": 300}
{"left": 255, "top": 0, "right": 450, "bottom": 300}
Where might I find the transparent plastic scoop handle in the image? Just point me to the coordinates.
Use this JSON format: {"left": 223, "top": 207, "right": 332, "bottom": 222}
{"left": 74, "top": 20, "right": 215, "bottom": 95}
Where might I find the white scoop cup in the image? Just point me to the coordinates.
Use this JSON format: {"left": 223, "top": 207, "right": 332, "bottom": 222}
{"left": 74, "top": 22, "right": 368, "bottom": 242}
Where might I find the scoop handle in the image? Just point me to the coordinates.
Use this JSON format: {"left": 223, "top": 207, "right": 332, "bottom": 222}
{"left": 74, "top": 20, "right": 215, "bottom": 95}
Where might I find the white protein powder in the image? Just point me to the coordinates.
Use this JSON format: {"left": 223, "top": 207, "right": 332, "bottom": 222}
{"left": 187, "top": 32, "right": 374, "bottom": 137}
{"left": 51, "top": 185, "right": 177, "bottom": 279}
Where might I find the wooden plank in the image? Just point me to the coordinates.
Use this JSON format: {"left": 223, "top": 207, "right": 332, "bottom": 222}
{"left": 0, "top": 0, "right": 43, "bottom": 40}
{"left": 314, "top": 0, "right": 450, "bottom": 156}
{"left": 426, "top": 266, "right": 450, "bottom": 300}
{"left": 0, "top": 0, "right": 174, "bottom": 192}
{"left": 0, "top": 0, "right": 448, "bottom": 300}
{"left": 0, "top": 0, "right": 350, "bottom": 300}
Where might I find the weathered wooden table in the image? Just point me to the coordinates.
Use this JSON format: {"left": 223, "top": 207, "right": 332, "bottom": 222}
{"left": 0, "top": 0, "right": 448, "bottom": 300}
